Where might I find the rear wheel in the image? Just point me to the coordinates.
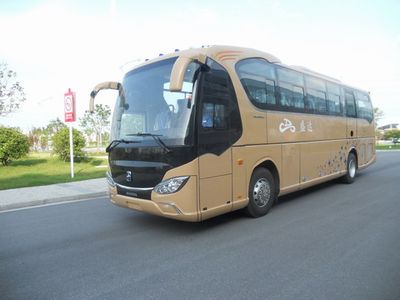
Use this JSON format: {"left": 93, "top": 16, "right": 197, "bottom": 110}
{"left": 342, "top": 152, "right": 357, "bottom": 184}
{"left": 245, "top": 168, "right": 276, "bottom": 218}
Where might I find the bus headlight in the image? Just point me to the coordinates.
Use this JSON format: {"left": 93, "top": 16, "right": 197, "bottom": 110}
{"left": 154, "top": 176, "right": 189, "bottom": 194}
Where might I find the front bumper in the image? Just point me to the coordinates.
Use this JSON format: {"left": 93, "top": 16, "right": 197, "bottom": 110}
{"left": 107, "top": 177, "right": 199, "bottom": 222}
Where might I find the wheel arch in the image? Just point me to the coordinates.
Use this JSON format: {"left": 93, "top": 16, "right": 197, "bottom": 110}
{"left": 348, "top": 147, "right": 358, "bottom": 168}
{"left": 251, "top": 159, "right": 280, "bottom": 196}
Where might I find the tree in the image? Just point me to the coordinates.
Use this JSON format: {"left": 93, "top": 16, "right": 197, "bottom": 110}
{"left": 40, "top": 135, "right": 48, "bottom": 150}
{"left": 80, "top": 122, "right": 95, "bottom": 144}
{"left": 28, "top": 127, "right": 47, "bottom": 151}
{"left": 0, "top": 126, "right": 29, "bottom": 166}
{"left": 0, "top": 63, "right": 26, "bottom": 116}
{"left": 373, "top": 107, "right": 384, "bottom": 127}
{"left": 383, "top": 129, "right": 400, "bottom": 141}
{"left": 79, "top": 104, "right": 111, "bottom": 148}
{"left": 28, "top": 127, "right": 50, "bottom": 151}
{"left": 52, "top": 127, "right": 86, "bottom": 161}
{"left": 46, "top": 118, "right": 67, "bottom": 136}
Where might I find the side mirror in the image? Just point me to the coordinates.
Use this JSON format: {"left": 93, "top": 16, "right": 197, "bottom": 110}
{"left": 169, "top": 54, "right": 207, "bottom": 92}
{"left": 89, "top": 81, "right": 121, "bottom": 112}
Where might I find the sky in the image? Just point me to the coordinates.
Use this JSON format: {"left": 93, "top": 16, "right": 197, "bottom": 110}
{"left": 0, "top": 0, "right": 399, "bottom": 131}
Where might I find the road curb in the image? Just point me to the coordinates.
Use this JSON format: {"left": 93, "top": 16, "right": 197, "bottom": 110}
{"left": 0, "top": 191, "right": 108, "bottom": 212}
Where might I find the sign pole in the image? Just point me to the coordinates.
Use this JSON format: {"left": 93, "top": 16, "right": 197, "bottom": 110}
{"left": 69, "top": 123, "right": 74, "bottom": 178}
{"left": 64, "top": 88, "right": 76, "bottom": 179}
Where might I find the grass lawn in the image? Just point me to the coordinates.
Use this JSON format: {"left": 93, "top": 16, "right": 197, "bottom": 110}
{"left": 376, "top": 144, "right": 400, "bottom": 150}
{"left": 0, "top": 152, "right": 108, "bottom": 190}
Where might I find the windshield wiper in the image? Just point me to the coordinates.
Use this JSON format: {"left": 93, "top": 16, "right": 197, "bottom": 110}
{"left": 106, "top": 139, "right": 139, "bottom": 153}
{"left": 126, "top": 133, "right": 171, "bottom": 153}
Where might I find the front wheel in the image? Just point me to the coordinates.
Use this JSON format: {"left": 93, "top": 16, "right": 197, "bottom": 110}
{"left": 342, "top": 152, "right": 357, "bottom": 184}
{"left": 245, "top": 168, "right": 276, "bottom": 218}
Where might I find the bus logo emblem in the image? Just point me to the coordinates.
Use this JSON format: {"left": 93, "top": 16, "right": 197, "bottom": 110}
{"left": 126, "top": 171, "right": 132, "bottom": 182}
{"left": 279, "top": 119, "right": 296, "bottom": 133}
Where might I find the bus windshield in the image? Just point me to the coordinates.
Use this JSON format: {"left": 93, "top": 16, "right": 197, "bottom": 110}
{"left": 111, "top": 57, "right": 200, "bottom": 146}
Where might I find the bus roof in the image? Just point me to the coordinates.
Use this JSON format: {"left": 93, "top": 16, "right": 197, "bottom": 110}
{"left": 130, "top": 45, "right": 281, "bottom": 70}
{"left": 129, "top": 45, "right": 368, "bottom": 94}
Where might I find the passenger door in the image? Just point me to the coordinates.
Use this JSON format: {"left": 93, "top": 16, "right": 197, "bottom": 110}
{"left": 197, "top": 59, "right": 242, "bottom": 220}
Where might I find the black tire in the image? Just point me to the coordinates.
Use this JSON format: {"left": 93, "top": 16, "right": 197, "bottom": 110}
{"left": 342, "top": 152, "right": 357, "bottom": 184}
{"left": 245, "top": 168, "right": 276, "bottom": 218}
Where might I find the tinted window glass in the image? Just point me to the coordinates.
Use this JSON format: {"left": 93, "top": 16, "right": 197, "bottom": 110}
{"left": 198, "top": 58, "right": 242, "bottom": 155}
{"left": 276, "top": 67, "right": 304, "bottom": 111}
{"left": 202, "top": 103, "right": 214, "bottom": 128}
{"left": 236, "top": 59, "right": 276, "bottom": 108}
{"left": 265, "top": 79, "right": 276, "bottom": 105}
{"left": 277, "top": 67, "right": 304, "bottom": 86}
{"left": 327, "top": 93, "right": 341, "bottom": 115}
{"left": 236, "top": 58, "right": 276, "bottom": 79}
{"left": 327, "top": 82, "right": 340, "bottom": 95}
{"left": 326, "top": 82, "right": 342, "bottom": 115}
{"left": 237, "top": 60, "right": 352, "bottom": 118}
{"left": 306, "top": 76, "right": 326, "bottom": 91}
{"left": 355, "top": 91, "right": 373, "bottom": 122}
{"left": 201, "top": 63, "right": 230, "bottom": 130}
{"left": 240, "top": 78, "right": 276, "bottom": 106}
{"left": 293, "top": 86, "right": 305, "bottom": 109}
{"left": 306, "top": 88, "right": 327, "bottom": 113}
{"left": 278, "top": 82, "right": 304, "bottom": 109}
{"left": 200, "top": 58, "right": 242, "bottom": 135}
{"left": 201, "top": 103, "right": 227, "bottom": 129}
{"left": 305, "top": 76, "right": 327, "bottom": 114}
{"left": 278, "top": 82, "right": 292, "bottom": 108}
{"left": 345, "top": 91, "right": 357, "bottom": 118}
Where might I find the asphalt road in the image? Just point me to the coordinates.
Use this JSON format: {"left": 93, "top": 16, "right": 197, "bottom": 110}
{"left": 1, "top": 152, "right": 400, "bottom": 300}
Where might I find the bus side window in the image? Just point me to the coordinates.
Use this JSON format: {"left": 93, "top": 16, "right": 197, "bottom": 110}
{"left": 305, "top": 76, "right": 327, "bottom": 114}
{"left": 240, "top": 78, "right": 269, "bottom": 106}
{"left": 326, "top": 82, "right": 342, "bottom": 116}
{"left": 355, "top": 91, "right": 373, "bottom": 122}
{"left": 345, "top": 91, "right": 357, "bottom": 118}
{"left": 306, "top": 89, "right": 326, "bottom": 114}
{"left": 276, "top": 67, "right": 304, "bottom": 111}
{"left": 202, "top": 103, "right": 227, "bottom": 129}
{"left": 202, "top": 103, "right": 215, "bottom": 128}
{"left": 236, "top": 58, "right": 277, "bottom": 109}
{"left": 278, "top": 82, "right": 292, "bottom": 108}
{"left": 265, "top": 79, "right": 276, "bottom": 105}
{"left": 198, "top": 58, "right": 242, "bottom": 153}
{"left": 327, "top": 93, "right": 341, "bottom": 115}
{"left": 293, "top": 86, "right": 305, "bottom": 109}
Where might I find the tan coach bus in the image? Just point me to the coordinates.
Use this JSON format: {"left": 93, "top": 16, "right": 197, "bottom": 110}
{"left": 89, "top": 45, "right": 375, "bottom": 222}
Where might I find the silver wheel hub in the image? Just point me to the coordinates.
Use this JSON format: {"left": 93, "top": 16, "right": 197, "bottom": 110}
{"left": 349, "top": 159, "right": 356, "bottom": 178}
{"left": 253, "top": 178, "right": 271, "bottom": 208}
